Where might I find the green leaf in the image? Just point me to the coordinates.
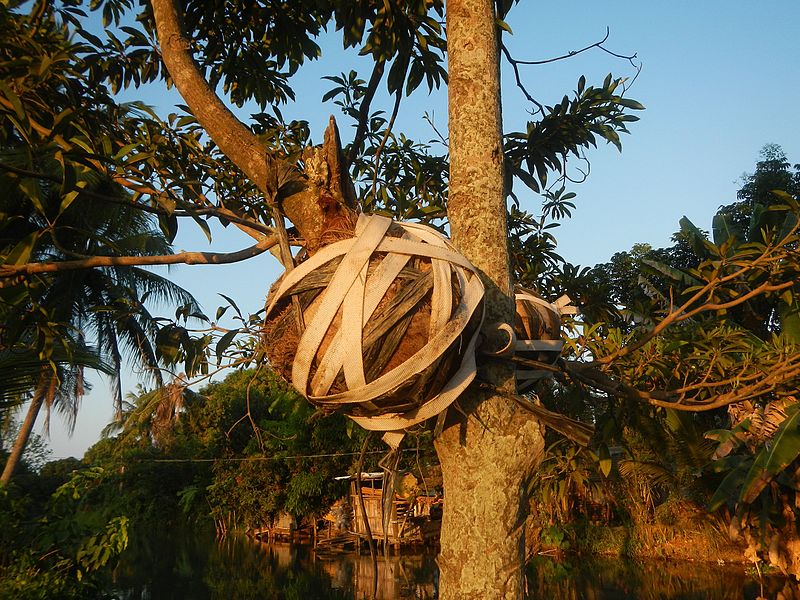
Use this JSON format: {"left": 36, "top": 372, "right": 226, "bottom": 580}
{"left": 60, "top": 189, "right": 81, "bottom": 213}
{"left": 194, "top": 216, "right": 212, "bottom": 243}
{"left": 640, "top": 258, "right": 702, "bottom": 287}
{"left": 218, "top": 294, "right": 242, "bottom": 319}
{"left": 771, "top": 189, "right": 799, "bottom": 210}
{"left": 215, "top": 328, "right": 239, "bottom": 363}
{"left": 779, "top": 301, "right": 800, "bottom": 344}
{"left": 514, "top": 167, "right": 540, "bottom": 194}
{"left": 708, "top": 456, "right": 753, "bottom": 512}
{"left": 0, "top": 81, "right": 26, "bottom": 120}
{"left": 496, "top": 19, "right": 513, "bottom": 34}
{"left": 778, "top": 210, "right": 799, "bottom": 242}
{"left": 598, "top": 443, "right": 612, "bottom": 478}
{"left": 158, "top": 214, "right": 178, "bottom": 243}
{"left": 711, "top": 213, "right": 736, "bottom": 247}
{"left": 4, "top": 231, "right": 39, "bottom": 265}
{"left": 617, "top": 98, "right": 645, "bottom": 110}
{"left": 741, "top": 408, "right": 800, "bottom": 504}
{"left": 19, "top": 178, "right": 46, "bottom": 215}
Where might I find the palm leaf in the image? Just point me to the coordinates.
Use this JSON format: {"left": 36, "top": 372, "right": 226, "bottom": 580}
{"left": 740, "top": 405, "right": 800, "bottom": 504}
{"left": 711, "top": 213, "right": 739, "bottom": 247}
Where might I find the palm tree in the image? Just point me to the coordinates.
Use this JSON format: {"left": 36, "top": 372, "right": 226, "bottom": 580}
{"left": 101, "top": 381, "right": 199, "bottom": 451}
{"left": 0, "top": 336, "right": 112, "bottom": 483}
{"left": 0, "top": 162, "right": 202, "bottom": 484}
{"left": 0, "top": 5, "right": 204, "bottom": 483}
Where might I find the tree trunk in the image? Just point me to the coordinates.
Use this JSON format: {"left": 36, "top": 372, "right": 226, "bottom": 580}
{"left": 0, "top": 387, "right": 46, "bottom": 485}
{"left": 435, "top": 1, "right": 544, "bottom": 598}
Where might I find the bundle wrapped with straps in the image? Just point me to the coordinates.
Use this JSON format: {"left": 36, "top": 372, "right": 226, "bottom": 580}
{"left": 513, "top": 288, "right": 576, "bottom": 392}
{"left": 262, "top": 213, "right": 484, "bottom": 435}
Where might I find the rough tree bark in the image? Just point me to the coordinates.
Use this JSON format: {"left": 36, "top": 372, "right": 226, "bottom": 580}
{"left": 434, "top": 1, "right": 544, "bottom": 598}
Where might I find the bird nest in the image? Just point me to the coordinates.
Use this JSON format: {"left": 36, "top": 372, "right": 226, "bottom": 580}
{"left": 262, "top": 213, "right": 484, "bottom": 432}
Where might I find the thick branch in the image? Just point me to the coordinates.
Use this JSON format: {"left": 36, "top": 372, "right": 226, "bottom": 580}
{"left": 150, "top": 0, "right": 270, "bottom": 191}
{"left": 150, "top": 0, "right": 357, "bottom": 249}
{"left": 0, "top": 236, "right": 278, "bottom": 278}
{"left": 280, "top": 118, "right": 358, "bottom": 252}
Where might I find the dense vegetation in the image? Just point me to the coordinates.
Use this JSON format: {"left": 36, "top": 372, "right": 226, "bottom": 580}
{"left": 1, "top": 0, "right": 800, "bottom": 596}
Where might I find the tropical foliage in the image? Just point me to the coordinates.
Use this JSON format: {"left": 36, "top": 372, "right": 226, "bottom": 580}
{"left": 81, "top": 368, "right": 368, "bottom": 532}
{"left": 527, "top": 145, "right": 800, "bottom": 573}
{"left": 0, "top": 0, "right": 204, "bottom": 484}
{"left": 2, "top": 0, "right": 800, "bottom": 592}
{"left": 0, "top": 468, "right": 128, "bottom": 600}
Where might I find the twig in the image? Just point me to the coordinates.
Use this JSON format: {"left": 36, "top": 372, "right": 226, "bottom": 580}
{"left": 370, "top": 59, "right": 408, "bottom": 202}
{"left": 509, "top": 27, "right": 634, "bottom": 67}
{"left": 500, "top": 26, "right": 641, "bottom": 114}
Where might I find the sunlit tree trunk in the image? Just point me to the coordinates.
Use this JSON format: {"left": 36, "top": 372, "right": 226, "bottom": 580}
{"left": 435, "top": 1, "right": 544, "bottom": 598}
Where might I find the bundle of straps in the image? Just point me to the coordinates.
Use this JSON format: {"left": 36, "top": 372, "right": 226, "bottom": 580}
{"left": 264, "top": 213, "right": 485, "bottom": 448}
{"left": 513, "top": 291, "right": 577, "bottom": 392}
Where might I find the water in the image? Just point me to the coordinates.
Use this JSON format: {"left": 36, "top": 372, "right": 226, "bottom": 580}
{"left": 106, "top": 528, "right": 789, "bottom": 599}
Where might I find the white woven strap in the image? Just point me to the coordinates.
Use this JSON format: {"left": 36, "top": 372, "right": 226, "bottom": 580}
{"left": 292, "top": 214, "right": 392, "bottom": 393}
{"left": 516, "top": 292, "right": 577, "bottom": 317}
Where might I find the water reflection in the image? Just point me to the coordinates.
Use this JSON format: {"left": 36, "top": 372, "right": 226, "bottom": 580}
{"left": 108, "top": 528, "right": 435, "bottom": 600}
{"left": 526, "top": 556, "right": 790, "bottom": 600}
{"left": 107, "top": 529, "right": 790, "bottom": 600}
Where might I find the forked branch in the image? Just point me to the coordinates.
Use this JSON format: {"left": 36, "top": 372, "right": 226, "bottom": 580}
{"left": 596, "top": 220, "right": 800, "bottom": 366}
{"left": 150, "top": 0, "right": 358, "bottom": 251}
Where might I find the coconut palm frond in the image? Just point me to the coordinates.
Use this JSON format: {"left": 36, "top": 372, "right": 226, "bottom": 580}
{"left": 618, "top": 459, "right": 674, "bottom": 488}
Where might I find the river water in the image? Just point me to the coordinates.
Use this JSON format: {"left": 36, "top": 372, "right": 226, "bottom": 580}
{"left": 105, "top": 529, "right": 789, "bottom": 599}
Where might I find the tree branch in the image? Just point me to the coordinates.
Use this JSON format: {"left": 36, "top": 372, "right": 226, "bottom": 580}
{"left": 499, "top": 43, "right": 543, "bottom": 113}
{"left": 596, "top": 223, "right": 800, "bottom": 366}
{"left": 499, "top": 26, "right": 640, "bottom": 114}
{"left": 371, "top": 67, "right": 406, "bottom": 201}
{"left": 150, "top": 0, "right": 272, "bottom": 192}
{"left": 149, "top": 0, "right": 365, "bottom": 251}
{"left": 561, "top": 350, "right": 800, "bottom": 413}
{"left": 0, "top": 236, "right": 278, "bottom": 278}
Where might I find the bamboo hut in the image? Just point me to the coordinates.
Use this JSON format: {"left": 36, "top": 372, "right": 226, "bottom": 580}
{"left": 333, "top": 472, "right": 442, "bottom": 547}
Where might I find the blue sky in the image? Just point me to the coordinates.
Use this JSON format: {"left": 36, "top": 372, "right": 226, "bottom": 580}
{"left": 41, "top": 1, "right": 800, "bottom": 458}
